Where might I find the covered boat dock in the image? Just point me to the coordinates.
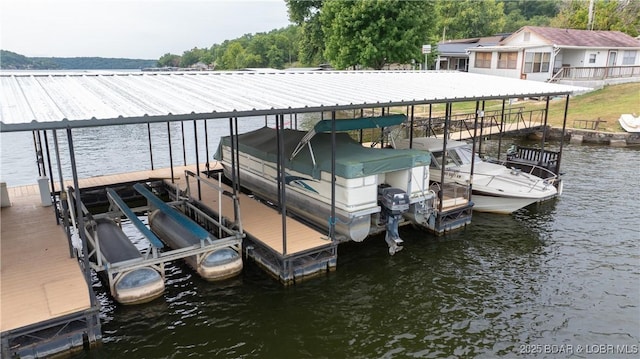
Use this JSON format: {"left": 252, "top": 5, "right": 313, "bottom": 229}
{"left": 0, "top": 70, "right": 586, "bottom": 357}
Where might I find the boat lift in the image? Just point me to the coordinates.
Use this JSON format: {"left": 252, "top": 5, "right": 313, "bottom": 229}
{"left": 76, "top": 187, "right": 166, "bottom": 304}
{"left": 134, "top": 182, "right": 244, "bottom": 281}
{"left": 67, "top": 176, "right": 245, "bottom": 303}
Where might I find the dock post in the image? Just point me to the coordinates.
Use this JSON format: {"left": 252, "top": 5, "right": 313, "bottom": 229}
{"left": 37, "top": 176, "right": 52, "bottom": 206}
{"left": 0, "top": 182, "right": 10, "bottom": 207}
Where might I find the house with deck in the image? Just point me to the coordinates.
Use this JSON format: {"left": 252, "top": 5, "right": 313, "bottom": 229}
{"left": 435, "top": 35, "right": 508, "bottom": 72}
{"left": 467, "top": 26, "right": 640, "bottom": 86}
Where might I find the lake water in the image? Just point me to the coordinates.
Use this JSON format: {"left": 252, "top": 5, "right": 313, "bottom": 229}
{"left": 1, "top": 127, "right": 639, "bottom": 358}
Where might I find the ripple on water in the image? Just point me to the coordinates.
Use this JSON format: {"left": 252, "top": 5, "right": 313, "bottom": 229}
{"left": 76, "top": 144, "right": 639, "bottom": 358}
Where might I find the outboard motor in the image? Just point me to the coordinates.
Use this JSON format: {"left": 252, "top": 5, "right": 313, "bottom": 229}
{"left": 378, "top": 185, "right": 410, "bottom": 255}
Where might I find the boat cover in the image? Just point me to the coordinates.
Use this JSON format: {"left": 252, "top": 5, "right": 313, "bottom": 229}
{"left": 215, "top": 126, "right": 430, "bottom": 179}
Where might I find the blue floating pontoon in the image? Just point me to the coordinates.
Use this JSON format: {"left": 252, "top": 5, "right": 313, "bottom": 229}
{"left": 134, "top": 184, "right": 243, "bottom": 281}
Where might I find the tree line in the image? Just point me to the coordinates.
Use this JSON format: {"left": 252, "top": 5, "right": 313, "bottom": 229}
{"left": 161, "top": 0, "right": 639, "bottom": 71}
{"left": 0, "top": 50, "right": 156, "bottom": 70}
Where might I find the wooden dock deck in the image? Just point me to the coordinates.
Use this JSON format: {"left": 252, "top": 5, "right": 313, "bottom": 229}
{"left": 1, "top": 188, "right": 91, "bottom": 333}
{"left": 3, "top": 163, "right": 335, "bottom": 298}
{"left": 174, "top": 173, "right": 332, "bottom": 256}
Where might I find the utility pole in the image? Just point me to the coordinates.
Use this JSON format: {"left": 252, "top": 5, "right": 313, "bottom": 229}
{"left": 587, "top": 0, "right": 595, "bottom": 30}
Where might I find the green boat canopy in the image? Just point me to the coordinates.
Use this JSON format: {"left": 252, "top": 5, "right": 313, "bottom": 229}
{"left": 215, "top": 124, "right": 430, "bottom": 180}
{"left": 291, "top": 114, "right": 407, "bottom": 160}
{"left": 312, "top": 114, "right": 407, "bottom": 133}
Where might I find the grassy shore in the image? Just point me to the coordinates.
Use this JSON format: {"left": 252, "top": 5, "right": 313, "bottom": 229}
{"left": 537, "top": 81, "right": 640, "bottom": 132}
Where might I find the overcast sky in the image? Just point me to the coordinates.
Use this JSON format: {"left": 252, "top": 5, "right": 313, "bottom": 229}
{"left": 1, "top": 0, "right": 292, "bottom": 59}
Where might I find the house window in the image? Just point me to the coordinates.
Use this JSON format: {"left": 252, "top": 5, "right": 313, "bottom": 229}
{"left": 623, "top": 50, "right": 637, "bottom": 65}
{"left": 524, "top": 32, "right": 530, "bottom": 41}
{"left": 498, "top": 52, "right": 518, "bottom": 69}
{"left": 475, "top": 52, "right": 492, "bottom": 68}
{"left": 524, "top": 52, "right": 550, "bottom": 73}
{"left": 589, "top": 54, "right": 597, "bottom": 64}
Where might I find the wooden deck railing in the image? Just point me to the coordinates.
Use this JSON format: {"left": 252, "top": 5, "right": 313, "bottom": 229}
{"left": 551, "top": 65, "right": 640, "bottom": 81}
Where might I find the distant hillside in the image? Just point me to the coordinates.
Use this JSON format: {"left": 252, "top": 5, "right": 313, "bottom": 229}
{"left": 0, "top": 50, "right": 157, "bottom": 70}
{"left": 0, "top": 50, "right": 58, "bottom": 69}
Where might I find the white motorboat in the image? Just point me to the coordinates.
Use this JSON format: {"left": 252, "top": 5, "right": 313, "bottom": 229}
{"left": 618, "top": 114, "right": 640, "bottom": 133}
{"left": 393, "top": 137, "right": 558, "bottom": 214}
{"left": 215, "top": 115, "right": 436, "bottom": 253}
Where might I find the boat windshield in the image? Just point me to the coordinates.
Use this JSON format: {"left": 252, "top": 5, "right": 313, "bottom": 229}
{"left": 454, "top": 145, "right": 483, "bottom": 165}
{"left": 432, "top": 144, "right": 483, "bottom": 169}
{"left": 432, "top": 150, "right": 463, "bottom": 169}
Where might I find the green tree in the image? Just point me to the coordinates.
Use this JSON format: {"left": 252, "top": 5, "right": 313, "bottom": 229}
{"left": 286, "top": 0, "right": 325, "bottom": 65}
{"left": 551, "top": 0, "right": 640, "bottom": 36}
{"left": 180, "top": 48, "right": 204, "bottom": 68}
{"left": 437, "top": 0, "right": 506, "bottom": 40}
{"left": 220, "top": 42, "right": 248, "bottom": 69}
{"left": 320, "top": 0, "right": 435, "bottom": 70}
{"left": 158, "top": 53, "right": 181, "bottom": 67}
{"left": 500, "top": 0, "right": 560, "bottom": 32}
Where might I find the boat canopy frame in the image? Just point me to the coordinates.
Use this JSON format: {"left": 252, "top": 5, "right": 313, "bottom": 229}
{"left": 290, "top": 114, "right": 407, "bottom": 162}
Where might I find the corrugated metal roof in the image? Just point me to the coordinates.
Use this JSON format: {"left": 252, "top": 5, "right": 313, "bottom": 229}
{"left": 0, "top": 70, "right": 588, "bottom": 132}
{"left": 517, "top": 26, "right": 640, "bottom": 48}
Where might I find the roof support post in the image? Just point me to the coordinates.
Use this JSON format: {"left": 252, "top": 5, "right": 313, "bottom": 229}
{"left": 66, "top": 127, "right": 97, "bottom": 308}
{"left": 276, "top": 113, "right": 288, "bottom": 255}
{"left": 557, "top": 94, "right": 570, "bottom": 174}
{"left": 228, "top": 118, "right": 238, "bottom": 195}
{"left": 181, "top": 122, "right": 187, "bottom": 166}
{"left": 540, "top": 96, "right": 550, "bottom": 166}
{"left": 409, "top": 105, "right": 415, "bottom": 148}
{"left": 478, "top": 101, "right": 486, "bottom": 157}
{"left": 438, "top": 102, "right": 452, "bottom": 224}
{"left": 36, "top": 130, "right": 47, "bottom": 177}
{"left": 469, "top": 101, "right": 481, "bottom": 204}
{"left": 53, "top": 130, "right": 73, "bottom": 258}
{"left": 42, "top": 130, "right": 60, "bottom": 225}
{"left": 147, "top": 122, "right": 154, "bottom": 170}
{"left": 359, "top": 108, "right": 364, "bottom": 144}
{"left": 428, "top": 104, "right": 433, "bottom": 137}
{"left": 204, "top": 120, "right": 210, "bottom": 172}
{"left": 166, "top": 122, "right": 175, "bottom": 184}
{"left": 193, "top": 120, "right": 202, "bottom": 200}
{"left": 497, "top": 98, "right": 506, "bottom": 161}
{"left": 32, "top": 131, "right": 43, "bottom": 177}
{"left": 330, "top": 110, "right": 337, "bottom": 242}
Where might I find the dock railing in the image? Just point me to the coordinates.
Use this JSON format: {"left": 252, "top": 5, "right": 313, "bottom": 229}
{"left": 551, "top": 65, "right": 640, "bottom": 81}
{"left": 410, "top": 107, "right": 547, "bottom": 141}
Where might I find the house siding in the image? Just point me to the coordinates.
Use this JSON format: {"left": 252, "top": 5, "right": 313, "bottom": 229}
{"left": 467, "top": 26, "right": 640, "bottom": 82}
{"left": 507, "top": 30, "right": 550, "bottom": 47}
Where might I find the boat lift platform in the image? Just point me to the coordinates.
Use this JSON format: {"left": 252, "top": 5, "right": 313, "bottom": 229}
{"left": 169, "top": 170, "right": 338, "bottom": 285}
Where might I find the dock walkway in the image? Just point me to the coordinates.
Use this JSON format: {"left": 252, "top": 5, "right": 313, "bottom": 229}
{"left": 1, "top": 185, "right": 99, "bottom": 358}
{"left": 176, "top": 172, "right": 331, "bottom": 255}
{"left": 174, "top": 170, "right": 337, "bottom": 283}
{"left": 2, "top": 164, "right": 335, "bottom": 352}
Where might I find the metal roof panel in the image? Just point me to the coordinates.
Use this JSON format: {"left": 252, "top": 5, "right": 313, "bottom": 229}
{"left": 0, "top": 70, "right": 589, "bottom": 132}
